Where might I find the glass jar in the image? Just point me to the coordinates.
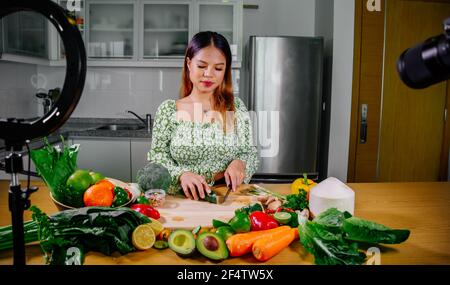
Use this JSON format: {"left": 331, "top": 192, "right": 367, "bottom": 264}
{"left": 144, "top": 189, "right": 166, "bottom": 207}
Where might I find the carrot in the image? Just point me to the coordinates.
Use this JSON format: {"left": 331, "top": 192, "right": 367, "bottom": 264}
{"left": 226, "top": 226, "right": 291, "bottom": 257}
{"left": 252, "top": 228, "right": 299, "bottom": 261}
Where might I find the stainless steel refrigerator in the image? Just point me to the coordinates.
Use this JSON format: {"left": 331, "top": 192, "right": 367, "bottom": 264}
{"left": 246, "top": 36, "right": 324, "bottom": 183}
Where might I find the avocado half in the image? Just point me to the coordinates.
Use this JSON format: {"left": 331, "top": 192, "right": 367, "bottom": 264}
{"left": 196, "top": 232, "right": 229, "bottom": 261}
{"left": 168, "top": 230, "right": 196, "bottom": 257}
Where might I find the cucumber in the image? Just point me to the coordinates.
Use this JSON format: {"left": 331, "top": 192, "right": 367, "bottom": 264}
{"left": 273, "top": 212, "right": 292, "bottom": 224}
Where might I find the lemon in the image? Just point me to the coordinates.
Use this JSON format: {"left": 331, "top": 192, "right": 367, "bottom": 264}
{"left": 132, "top": 224, "right": 156, "bottom": 250}
{"left": 146, "top": 218, "right": 164, "bottom": 236}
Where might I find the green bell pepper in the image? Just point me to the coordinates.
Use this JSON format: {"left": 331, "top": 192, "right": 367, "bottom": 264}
{"left": 135, "top": 195, "right": 150, "bottom": 205}
{"left": 112, "top": 186, "right": 129, "bottom": 207}
{"left": 228, "top": 212, "right": 251, "bottom": 233}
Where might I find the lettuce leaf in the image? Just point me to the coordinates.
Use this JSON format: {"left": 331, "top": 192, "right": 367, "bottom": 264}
{"left": 343, "top": 217, "right": 410, "bottom": 244}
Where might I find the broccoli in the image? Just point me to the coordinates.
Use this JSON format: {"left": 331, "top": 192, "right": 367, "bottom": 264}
{"left": 136, "top": 163, "right": 171, "bottom": 193}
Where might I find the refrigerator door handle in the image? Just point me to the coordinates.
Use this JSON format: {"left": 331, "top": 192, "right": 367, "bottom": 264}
{"left": 248, "top": 37, "right": 256, "bottom": 111}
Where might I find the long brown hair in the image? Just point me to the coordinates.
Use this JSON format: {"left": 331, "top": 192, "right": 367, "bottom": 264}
{"left": 179, "top": 31, "right": 235, "bottom": 131}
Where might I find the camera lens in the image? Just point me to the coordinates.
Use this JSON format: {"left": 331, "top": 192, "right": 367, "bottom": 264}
{"left": 397, "top": 34, "right": 450, "bottom": 89}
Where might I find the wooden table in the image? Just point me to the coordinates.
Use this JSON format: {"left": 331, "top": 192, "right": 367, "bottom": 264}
{"left": 0, "top": 180, "right": 449, "bottom": 265}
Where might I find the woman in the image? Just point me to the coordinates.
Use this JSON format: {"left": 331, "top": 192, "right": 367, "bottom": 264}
{"left": 148, "top": 31, "right": 259, "bottom": 200}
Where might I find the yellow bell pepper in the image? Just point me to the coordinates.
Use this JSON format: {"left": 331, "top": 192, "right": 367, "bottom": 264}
{"left": 291, "top": 173, "right": 317, "bottom": 194}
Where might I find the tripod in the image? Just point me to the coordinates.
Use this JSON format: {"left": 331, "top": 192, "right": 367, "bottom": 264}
{"left": 4, "top": 141, "right": 38, "bottom": 265}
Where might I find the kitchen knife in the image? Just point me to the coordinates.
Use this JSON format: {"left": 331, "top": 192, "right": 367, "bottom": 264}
{"left": 222, "top": 185, "right": 232, "bottom": 203}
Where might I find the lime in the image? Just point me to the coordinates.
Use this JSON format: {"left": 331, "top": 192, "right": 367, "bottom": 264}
{"left": 89, "top": 171, "right": 105, "bottom": 184}
{"left": 132, "top": 224, "right": 156, "bottom": 250}
{"left": 153, "top": 240, "right": 169, "bottom": 250}
{"left": 67, "top": 169, "right": 93, "bottom": 193}
{"left": 273, "top": 212, "right": 292, "bottom": 224}
{"left": 146, "top": 218, "right": 164, "bottom": 236}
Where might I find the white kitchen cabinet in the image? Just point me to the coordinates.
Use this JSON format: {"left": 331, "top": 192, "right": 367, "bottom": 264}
{"left": 2, "top": 11, "right": 49, "bottom": 59}
{"left": 130, "top": 139, "right": 152, "bottom": 182}
{"left": 1, "top": 0, "right": 243, "bottom": 67}
{"left": 140, "top": 1, "right": 193, "bottom": 59}
{"left": 195, "top": 0, "right": 242, "bottom": 62}
{"left": 72, "top": 138, "right": 131, "bottom": 182}
{"left": 86, "top": 0, "right": 138, "bottom": 59}
{"left": 58, "top": 0, "right": 86, "bottom": 60}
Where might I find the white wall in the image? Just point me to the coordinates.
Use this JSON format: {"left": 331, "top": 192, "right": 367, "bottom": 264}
{"left": 0, "top": 61, "right": 39, "bottom": 118}
{"left": 240, "top": 0, "right": 317, "bottom": 107}
{"left": 327, "top": 0, "right": 355, "bottom": 181}
{"left": 242, "top": 0, "right": 315, "bottom": 47}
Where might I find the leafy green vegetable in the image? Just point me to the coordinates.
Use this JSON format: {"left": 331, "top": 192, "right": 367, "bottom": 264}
{"left": 283, "top": 190, "right": 309, "bottom": 211}
{"left": 297, "top": 208, "right": 411, "bottom": 265}
{"left": 287, "top": 211, "right": 299, "bottom": 228}
{"left": 343, "top": 217, "right": 410, "bottom": 244}
{"left": 313, "top": 208, "right": 347, "bottom": 229}
{"left": 30, "top": 137, "right": 79, "bottom": 204}
{"left": 0, "top": 206, "right": 151, "bottom": 265}
{"left": 299, "top": 220, "right": 366, "bottom": 265}
{"left": 235, "top": 203, "right": 263, "bottom": 215}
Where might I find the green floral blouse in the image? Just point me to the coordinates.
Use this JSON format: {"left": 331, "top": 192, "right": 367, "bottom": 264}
{"left": 148, "top": 97, "right": 259, "bottom": 195}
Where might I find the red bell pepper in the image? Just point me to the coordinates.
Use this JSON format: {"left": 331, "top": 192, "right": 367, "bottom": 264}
{"left": 249, "top": 211, "right": 279, "bottom": 231}
{"left": 130, "top": 204, "right": 160, "bottom": 219}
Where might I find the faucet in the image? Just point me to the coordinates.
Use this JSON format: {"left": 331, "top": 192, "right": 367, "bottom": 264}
{"left": 126, "top": 110, "right": 152, "bottom": 132}
{"left": 36, "top": 92, "right": 53, "bottom": 115}
{"left": 36, "top": 88, "right": 60, "bottom": 115}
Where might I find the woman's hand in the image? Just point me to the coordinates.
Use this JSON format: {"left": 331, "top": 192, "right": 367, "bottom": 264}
{"left": 224, "top": 159, "right": 246, "bottom": 192}
{"left": 179, "top": 171, "right": 211, "bottom": 200}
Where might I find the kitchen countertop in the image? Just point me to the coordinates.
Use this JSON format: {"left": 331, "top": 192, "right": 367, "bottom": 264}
{"left": 0, "top": 180, "right": 449, "bottom": 265}
{"left": 58, "top": 117, "right": 152, "bottom": 139}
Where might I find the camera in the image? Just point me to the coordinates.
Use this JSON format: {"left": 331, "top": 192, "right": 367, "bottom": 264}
{"left": 397, "top": 17, "right": 450, "bottom": 89}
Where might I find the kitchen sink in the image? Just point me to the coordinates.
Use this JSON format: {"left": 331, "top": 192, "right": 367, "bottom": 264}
{"left": 96, "top": 124, "right": 144, "bottom": 131}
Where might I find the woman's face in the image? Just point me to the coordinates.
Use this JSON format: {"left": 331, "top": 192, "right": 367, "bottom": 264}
{"left": 187, "top": 45, "right": 227, "bottom": 95}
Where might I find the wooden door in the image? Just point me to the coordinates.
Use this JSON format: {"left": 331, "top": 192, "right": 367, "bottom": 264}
{"left": 348, "top": 0, "right": 386, "bottom": 182}
{"left": 349, "top": 0, "right": 450, "bottom": 182}
{"left": 379, "top": 0, "right": 450, "bottom": 181}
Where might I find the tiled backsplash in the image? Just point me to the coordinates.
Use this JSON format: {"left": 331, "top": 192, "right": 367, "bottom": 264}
{"left": 35, "top": 65, "right": 241, "bottom": 119}
{"left": 37, "top": 65, "right": 183, "bottom": 118}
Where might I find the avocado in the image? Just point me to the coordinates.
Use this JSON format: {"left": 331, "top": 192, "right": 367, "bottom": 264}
{"left": 196, "top": 232, "right": 229, "bottom": 261}
{"left": 168, "top": 229, "right": 196, "bottom": 257}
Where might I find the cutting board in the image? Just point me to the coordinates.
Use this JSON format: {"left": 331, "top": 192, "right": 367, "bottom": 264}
{"left": 158, "top": 184, "right": 260, "bottom": 229}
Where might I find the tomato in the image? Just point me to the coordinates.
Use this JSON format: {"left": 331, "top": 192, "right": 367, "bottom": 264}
{"left": 83, "top": 183, "right": 114, "bottom": 207}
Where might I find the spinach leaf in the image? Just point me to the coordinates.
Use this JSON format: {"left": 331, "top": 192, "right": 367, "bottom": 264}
{"left": 343, "top": 217, "right": 410, "bottom": 244}
{"left": 298, "top": 220, "right": 366, "bottom": 265}
{"left": 29, "top": 206, "right": 150, "bottom": 265}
